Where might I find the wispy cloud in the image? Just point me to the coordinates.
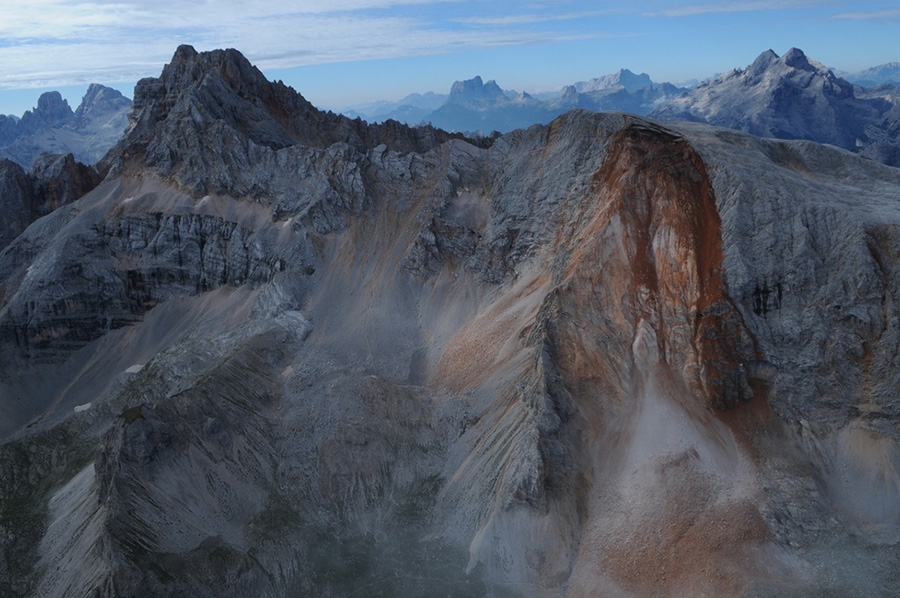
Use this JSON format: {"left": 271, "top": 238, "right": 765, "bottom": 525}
{"left": 453, "top": 10, "right": 616, "bottom": 26}
{"left": 830, "top": 7, "right": 900, "bottom": 20}
{"left": 648, "top": 0, "right": 834, "bottom": 17}
{"left": 0, "top": 0, "right": 612, "bottom": 89}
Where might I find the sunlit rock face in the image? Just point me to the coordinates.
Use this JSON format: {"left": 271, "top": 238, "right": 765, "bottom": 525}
{"left": 2, "top": 46, "right": 900, "bottom": 597}
{"left": 651, "top": 48, "right": 900, "bottom": 167}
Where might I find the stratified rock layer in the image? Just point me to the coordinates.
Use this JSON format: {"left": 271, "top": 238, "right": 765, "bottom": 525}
{"left": 1, "top": 46, "right": 900, "bottom": 597}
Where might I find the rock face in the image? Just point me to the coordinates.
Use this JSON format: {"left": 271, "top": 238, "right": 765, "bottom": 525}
{"left": 0, "top": 84, "right": 131, "bottom": 168}
{"left": 447, "top": 75, "right": 508, "bottom": 108}
{"left": 0, "top": 154, "right": 100, "bottom": 250}
{"left": 651, "top": 48, "right": 900, "bottom": 166}
{"left": 2, "top": 45, "right": 900, "bottom": 597}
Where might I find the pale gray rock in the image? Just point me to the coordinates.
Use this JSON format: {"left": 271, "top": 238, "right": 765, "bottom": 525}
{"left": 2, "top": 46, "right": 900, "bottom": 598}
{"left": 574, "top": 68, "right": 654, "bottom": 93}
{"left": 843, "top": 61, "right": 900, "bottom": 87}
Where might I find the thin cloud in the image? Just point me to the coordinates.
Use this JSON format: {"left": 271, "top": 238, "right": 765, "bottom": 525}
{"left": 648, "top": 0, "right": 835, "bottom": 17}
{"left": 830, "top": 8, "right": 900, "bottom": 20}
{"left": 0, "top": 2, "right": 617, "bottom": 89}
{"left": 0, "top": 0, "right": 463, "bottom": 40}
{"left": 454, "top": 10, "right": 617, "bottom": 26}
{"left": 0, "top": 0, "right": 634, "bottom": 90}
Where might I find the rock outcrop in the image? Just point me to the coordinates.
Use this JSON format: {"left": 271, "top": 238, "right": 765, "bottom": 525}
{"left": 2, "top": 45, "right": 900, "bottom": 597}
{"left": 0, "top": 154, "right": 100, "bottom": 250}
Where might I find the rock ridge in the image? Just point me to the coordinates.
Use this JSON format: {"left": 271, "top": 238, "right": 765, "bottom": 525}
{"left": 107, "top": 45, "right": 489, "bottom": 199}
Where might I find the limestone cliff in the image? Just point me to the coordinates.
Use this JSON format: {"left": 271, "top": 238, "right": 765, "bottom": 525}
{"left": 1, "top": 46, "right": 900, "bottom": 597}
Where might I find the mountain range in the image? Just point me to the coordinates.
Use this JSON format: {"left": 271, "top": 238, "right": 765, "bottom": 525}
{"left": 344, "top": 69, "right": 687, "bottom": 134}
{"left": 650, "top": 48, "right": 900, "bottom": 166}
{"left": 4, "top": 49, "right": 899, "bottom": 170}
{"left": 339, "top": 50, "right": 900, "bottom": 167}
{"left": 1, "top": 45, "right": 900, "bottom": 596}
{"left": 841, "top": 62, "right": 900, "bottom": 87}
{"left": 0, "top": 84, "right": 132, "bottom": 169}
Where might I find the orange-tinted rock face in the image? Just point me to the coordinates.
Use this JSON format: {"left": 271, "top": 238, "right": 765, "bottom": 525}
{"left": 541, "top": 123, "right": 770, "bottom": 594}
{"left": 550, "top": 122, "right": 756, "bottom": 413}
{"left": 434, "top": 122, "right": 776, "bottom": 595}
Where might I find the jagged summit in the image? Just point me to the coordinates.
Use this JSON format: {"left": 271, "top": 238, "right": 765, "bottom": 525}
{"left": 108, "top": 45, "right": 480, "bottom": 196}
{"left": 20, "top": 92, "right": 74, "bottom": 131}
{"left": 447, "top": 76, "right": 507, "bottom": 108}
{"left": 650, "top": 47, "right": 885, "bottom": 154}
{"left": 0, "top": 84, "right": 131, "bottom": 167}
{"left": 781, "top": 46, "right": 814, "bottom": 70}
{"left": 127, "top": 45, "right": 294, "bottom": 137}
{"left": 745, "top": 49, "right": 778, "bottom": 77}
{"left": 73, "top": 84, "right": 131, "bottom": 126}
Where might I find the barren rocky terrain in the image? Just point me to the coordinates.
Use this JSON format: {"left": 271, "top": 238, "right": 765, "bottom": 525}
{"left": 1, "top": 46, "right": 899, "bottom": 596}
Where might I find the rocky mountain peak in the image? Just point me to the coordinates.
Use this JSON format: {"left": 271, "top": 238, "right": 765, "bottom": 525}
{"left": 448, "top": 75, "right": 507, "bottom": 107}
{"left": 0, "top": 115, "right": 17, "bottom": 141}
{"left": 126, "top": 44, "right": 306, "bottom": 144}
{"left": 1, "top": 85, "right": 131, "bottom": 167}
{"left": 18, "top": 91, "right": 74, "bottom": 133}
{"left": 73, "top": 84, "right": 130, "bottom": 125}
{"left": 35, "top": 91, "right": 74, "bottom": 123}
{"left": 746, "top": 49, "right": 779, "bottom": 77}
{"left": 107, "top": 45, "right": 478, "bottom": 197}
{"left": 782, "top": 46, "right": 812, "bottom": 70}
{"left": 743, "top": 47, "right": 831, "bottom": 85}
{"left": 651, "top": 47, "right": 879, "bottom": 154}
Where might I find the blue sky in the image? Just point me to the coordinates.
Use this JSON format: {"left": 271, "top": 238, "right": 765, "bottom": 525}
{"left": 1, "top": 0, "right": 898, "bottom": 116}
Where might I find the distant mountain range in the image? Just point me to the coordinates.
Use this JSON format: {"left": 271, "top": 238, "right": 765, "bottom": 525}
{"left": 342, "top": 69, "right": 687, "bottom": 134}
{"left": 840, "top": 62, "right": 900, "bottom": 87}
{"left": 3, "top": 50, "right": 900, "bottom": 170}
{"left": 0, "top": 84, "right": 131, "bottom": 168}
{"left": 337, "top": 50, "right": 900, "bottom": 167}
{"left": 649, "top": 48, "right": 900, "bottom": 166}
